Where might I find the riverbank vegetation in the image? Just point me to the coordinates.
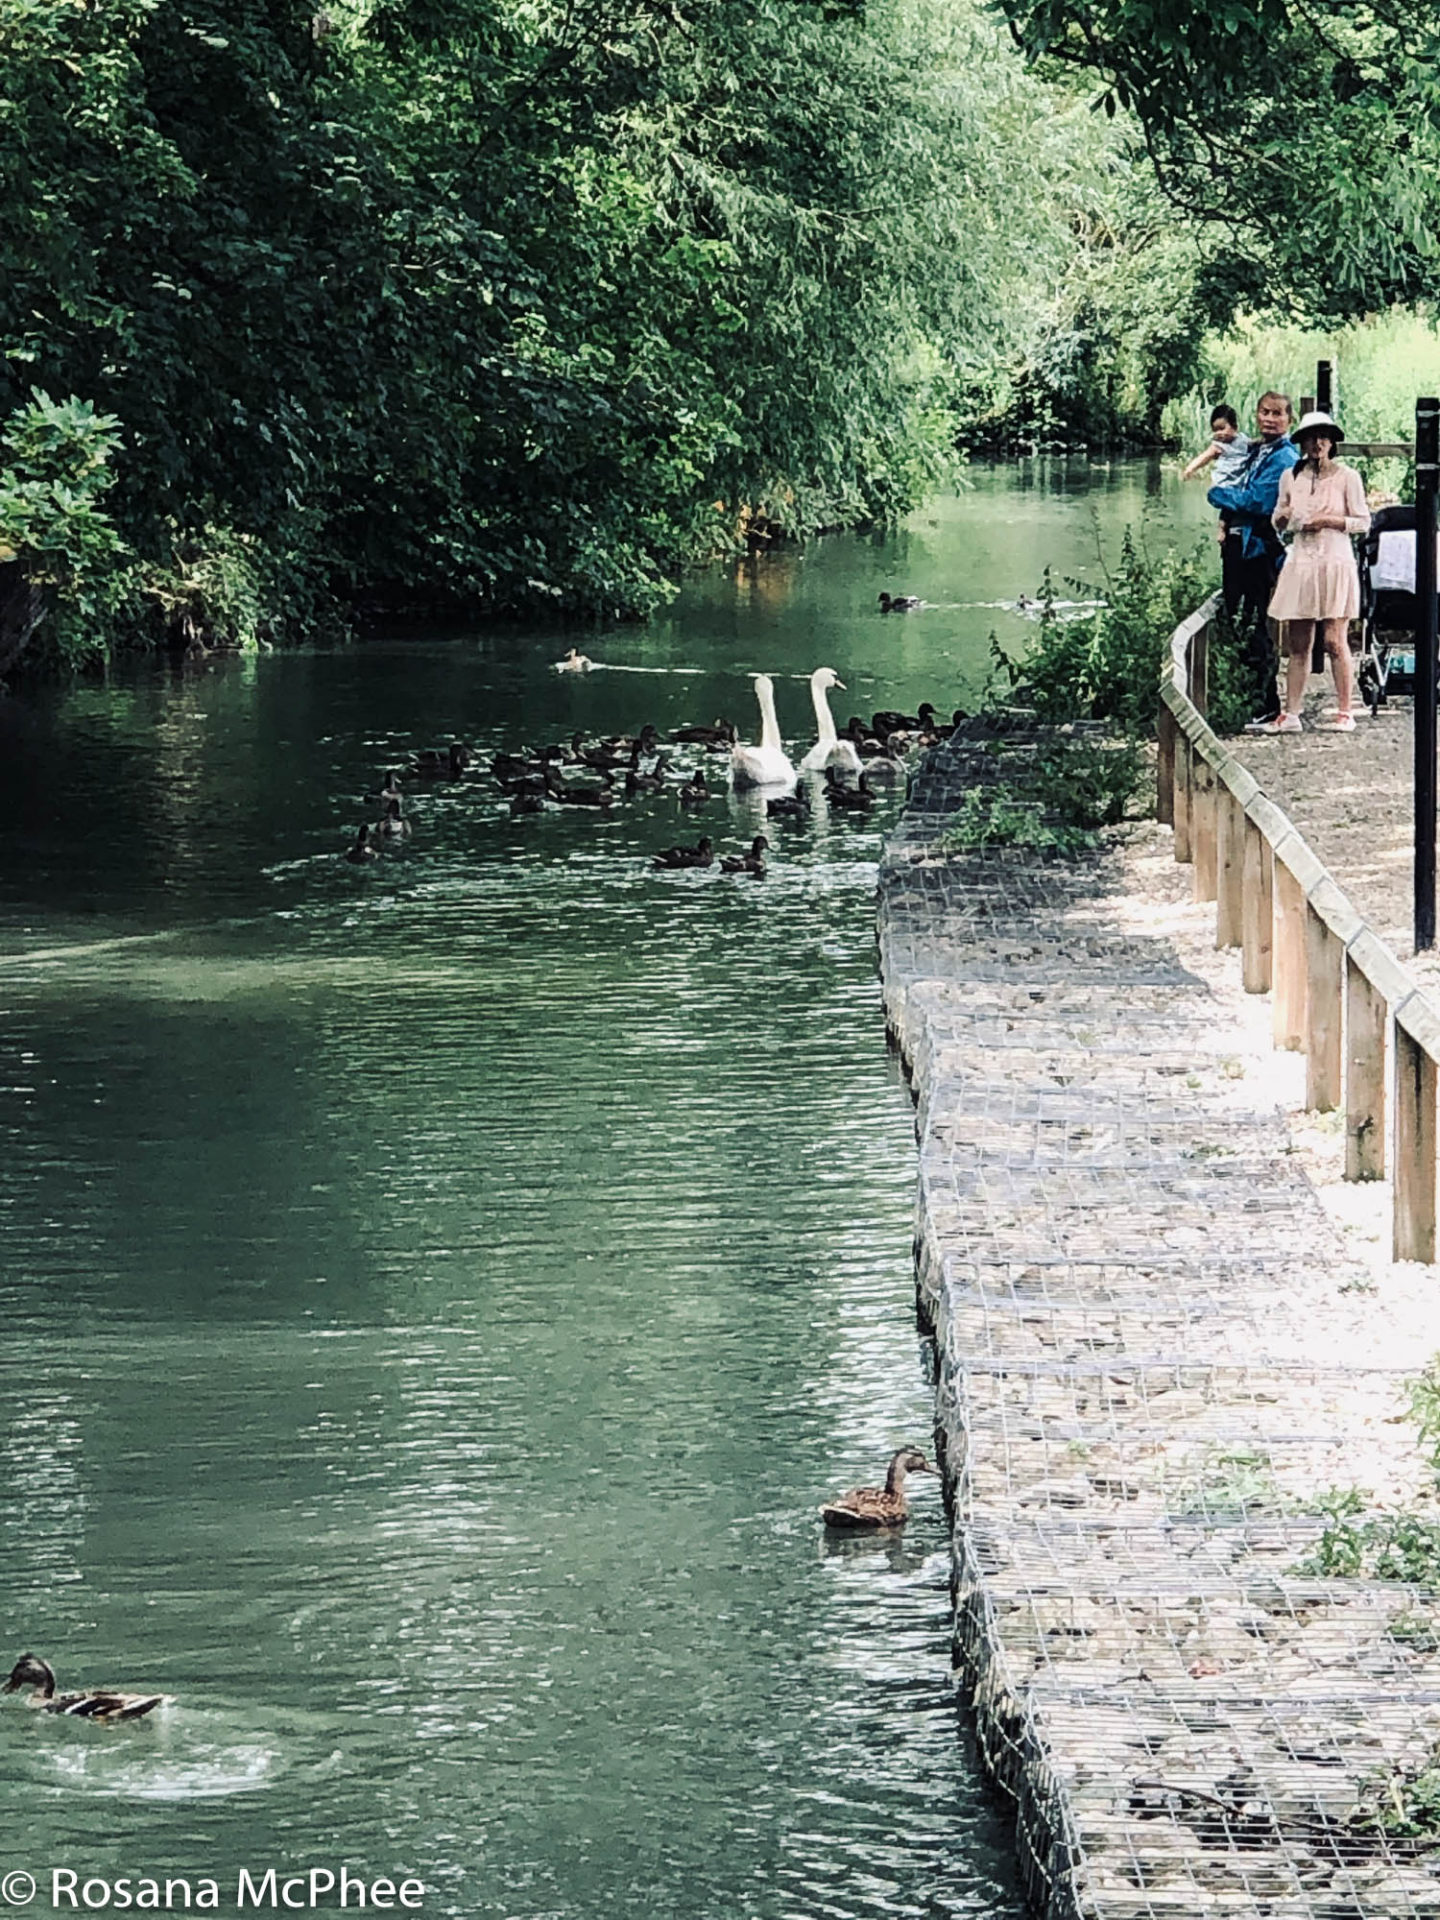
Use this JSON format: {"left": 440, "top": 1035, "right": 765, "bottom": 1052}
{"left": 4, "top": 0, "right": 1439, "bottom": 667}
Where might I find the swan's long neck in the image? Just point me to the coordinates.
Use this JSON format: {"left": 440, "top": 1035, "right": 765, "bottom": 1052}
{"left": 810, "top": 674, "right": 838, "bottom": 750}
{"left": 756, "top": 678, "right": 783, "bottom": 755}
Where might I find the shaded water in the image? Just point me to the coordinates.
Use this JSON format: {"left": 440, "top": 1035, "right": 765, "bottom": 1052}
{"left": 0, "top": 462, "right": 1210, "bottom": 1916}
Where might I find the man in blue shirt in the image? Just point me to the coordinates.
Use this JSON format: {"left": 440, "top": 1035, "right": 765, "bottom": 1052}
{"left": 1208, "top": 392, "right": 1300, "bottom": 725}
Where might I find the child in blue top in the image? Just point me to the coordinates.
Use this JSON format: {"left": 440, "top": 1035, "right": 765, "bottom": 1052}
{"left": 1182, "top": 404, "right": 1252, "bottom": 485}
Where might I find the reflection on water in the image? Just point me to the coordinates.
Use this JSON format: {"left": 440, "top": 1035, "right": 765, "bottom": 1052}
{"left": 0, "top": 463, "right": 1201, "bottom": 1916}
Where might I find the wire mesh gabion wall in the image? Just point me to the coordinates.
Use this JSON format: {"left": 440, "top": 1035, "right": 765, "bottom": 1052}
{"left": 879, "top": 733, "right": 1440, "bottom": 1920}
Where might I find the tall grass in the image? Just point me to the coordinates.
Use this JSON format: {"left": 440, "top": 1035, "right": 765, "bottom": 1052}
{"left": 1163, "top": 309, "right": 1440, "bottom": 450}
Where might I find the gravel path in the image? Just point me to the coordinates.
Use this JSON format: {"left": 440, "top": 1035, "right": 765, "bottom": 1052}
{"left": 1229, "top": 679, "right": 1440, "bottom": 996}
{"left": 880, "top": 725, "right": 1440, "bottom": 1920}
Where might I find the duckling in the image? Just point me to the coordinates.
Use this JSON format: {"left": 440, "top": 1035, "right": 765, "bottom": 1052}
{"left": 652, "top": 835, "right": 713, "bottom": 870}
{"left": 555, "top": 647, "right": 594, "bottom": 673}
{"left": 343, "top": 823, "right": 378, "bottom": 863}
{"left": 719, "top": 833, "right": 768, "bottom": 876}
{"left": 819, "top": 1448, "right": 936, "bottom": 1531}
{"left": 678, "top": 770, "right": 710, "bottom": 808}
{"left": 766, "top": 788, "right": 809, "bottom": 820}
{"left": 375, "top": 797, "right": 412, "bottom": 840}
{"left": 824, "top": 768, "right": 876, "bottom": 811}
{"left": 878, "top": 593, "right": 922, "bottom": 613}
{"left": 5, "top": 1654, "right": 170, "bottom": 1721}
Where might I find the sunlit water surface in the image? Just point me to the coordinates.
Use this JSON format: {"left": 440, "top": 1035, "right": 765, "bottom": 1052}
{"left": 0, "top": 462, "right": 1210, "bottom": 1916}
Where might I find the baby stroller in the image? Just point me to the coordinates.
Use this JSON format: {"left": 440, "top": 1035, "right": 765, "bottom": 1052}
{"left": 1358, "top": 503, "right": 1428, "bottom": 713}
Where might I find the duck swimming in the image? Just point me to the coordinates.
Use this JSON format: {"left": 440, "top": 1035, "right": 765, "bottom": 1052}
{"left": 719, "top": 833, "right": 768, "bottom": 876}
{"left": 766, "top": 787, "right": 809, "bottom": 819}
{"left": 652, "top": 835, "right": 713, "bottom": 870}
{"left": 819, "top": 1448, "right": 937, "bottom": 1531}
{"left": 678, "top": 770, "right": 710, "bottom": 808}
{"left": 5, "top": 1654, "right": 170, "bottom": 1721}
{"left": 824, "top": 768, "right": 876, "bottom": 811}
{"left": 375, "top": 797, "right": 412, "bottom": 840}
{"left": 344, "top": 823, "right": 378, "bottom": 863}
{"left": 407, "top": 742, "right": 470, "bottom": 780}
{"left": 878, "top": 593, "right": 922, "bottom": 613}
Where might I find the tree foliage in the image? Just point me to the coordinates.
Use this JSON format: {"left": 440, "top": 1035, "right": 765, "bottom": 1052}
{"left": 995, "top": 0, "right": 1440, "bottom": 315}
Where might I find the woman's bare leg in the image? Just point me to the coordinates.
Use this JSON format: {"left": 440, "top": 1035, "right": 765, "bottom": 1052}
{"left": 1324, "top": 617, "right": 1353, "bottom": 717}
{"left": 1284, "top": 622, "right": 1314, "bottom": 717}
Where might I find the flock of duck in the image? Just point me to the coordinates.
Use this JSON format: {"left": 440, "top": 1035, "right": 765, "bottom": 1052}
{"left": 343, "top": 667, "right": 964, "bottom": 876}
{"left": 4, "top": 1443, "right": 936, "bottom": 1725}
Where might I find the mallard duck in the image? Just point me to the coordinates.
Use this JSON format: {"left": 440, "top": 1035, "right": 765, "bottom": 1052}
{"left": 652, "top": 835, "right": 713, "bottom": 870}
{"left": 824, "top": 768, "right": 876, "bottom": 811}
{"left": 509, "top": 791, "right": 547, "bottom": 816}
{"left": 544, "top": 767, "right": 615, "bottom": 809}
{"left": 624, "top": 748, "right": 673, "bottom": 795}
{"left": 878, "top": 593, "right": 922, "bottom": 613}
{"left": 365, "top": 769, "right": 404, "bottom": 805}
{"left": 819, "top": 1448, "right": 936, "bottom": 1530}
{"left": 678, "top": 770, "right": 710, "bottom": 808}
{"left": 375, "top": 797, "right": 412, "bottom": 840}
{"left": 872, "top": 707, "right": 920, "bottom": 735}
{"left": 344, "top": 823, "right": 378, "bottom": 863}
{"left": 5, "top": 1654, "right": 170, "bottom": 1721}
{"left": 719, "top": 833, "right": 768, "bottom": 876}
{"left": 407, "top": 742, "right": 470, "bottom": 780}
{"left": 671, "top": 719, "right": 738, "bottom": 750}
{"left": 766, "top": 787, "right": 809, "bottom": 819}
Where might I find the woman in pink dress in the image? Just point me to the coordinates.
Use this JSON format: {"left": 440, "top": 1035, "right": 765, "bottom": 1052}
{"left": 1257, "top": 411, "right": 1371, "bottom": 733}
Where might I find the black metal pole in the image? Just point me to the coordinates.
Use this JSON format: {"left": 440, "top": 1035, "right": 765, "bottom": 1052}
{"left": 1416, "top": 396, "right": 1438, "bottom": 950}
{"left": 1317, "top": 359, "right": 1333, "bottom": 412}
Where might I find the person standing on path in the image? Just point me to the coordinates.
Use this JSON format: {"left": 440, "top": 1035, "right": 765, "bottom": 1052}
{"left": 1208, "top": 392, "right": 1300, "bottom": 725}
{"left": 1251, "top": 411, "right": 1370, "bottom": 734}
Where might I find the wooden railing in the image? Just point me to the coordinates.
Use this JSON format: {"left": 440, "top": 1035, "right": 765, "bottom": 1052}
{"left": 1158, "top": 593, "right": 1440, "bottom": 1262}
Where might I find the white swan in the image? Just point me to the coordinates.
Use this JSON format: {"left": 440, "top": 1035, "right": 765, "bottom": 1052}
{"left": 799, "top": 667, "right": 863, "bottom": 774}
{"left": 731, "top": 674, "right": 796, "bottom": 789}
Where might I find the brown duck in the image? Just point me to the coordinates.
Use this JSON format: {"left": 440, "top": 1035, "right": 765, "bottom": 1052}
{"left": 819, "top": 1447, "right": 937, "bottom": 1530}
{"left": 5, "top": 1654, "right": 171, "bottom": 1721}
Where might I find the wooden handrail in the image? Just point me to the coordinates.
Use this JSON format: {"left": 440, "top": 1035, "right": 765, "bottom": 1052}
{"left": 1159, "top": 596, "right": 1440, "bottom": 1259}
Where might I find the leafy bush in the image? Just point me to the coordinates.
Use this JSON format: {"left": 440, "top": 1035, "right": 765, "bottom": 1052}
{"left": 995, "top": 533, "right": 1213, "bottom": 737}
{"left": 0, "top": 391, "right": 129, "bottom": 672}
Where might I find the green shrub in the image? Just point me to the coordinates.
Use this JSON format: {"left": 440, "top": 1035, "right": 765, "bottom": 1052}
{"left": 0, "top": 390, "right": 129, "bottom": 672}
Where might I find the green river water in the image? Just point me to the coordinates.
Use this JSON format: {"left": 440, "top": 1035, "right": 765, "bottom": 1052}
{"left": 0, "top": 462, "right": 1212, "bottom": 1919}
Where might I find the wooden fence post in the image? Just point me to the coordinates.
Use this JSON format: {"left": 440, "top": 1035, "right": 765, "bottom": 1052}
{"left": 1273, "top": 862, "right": 1307, "bottom": 1050}
{"left": 1242, "top": 819, "right": 1273, "bottom": 993}
{"left": 1394, "top": 1024, "right": 1438, "bottom": 1263}
{"left": 1157, "top": 705, "right": 1176, "bottom": 828}
{"left": 1191, "top": 620, "right": 1210, "bottom": 716}
{"left": 1345, "top": 955, "right": 1386, "bottom": 1180}
{"left": 1192, "top": 757, "right": 1218, "bottom": 903}
{"left": 1304, "top": 906, "right": 1342, "bottom": 1111}
{"left": 1216, "top": 789, "right": 1243, "bottom": 949}
{"left": 1174, "top": 733, "right": 1193, "bottom": 865}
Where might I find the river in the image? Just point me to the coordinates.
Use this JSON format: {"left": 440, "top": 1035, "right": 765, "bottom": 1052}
{"left": 0, "top": 460, "right": 1212, "bottom": 1918}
